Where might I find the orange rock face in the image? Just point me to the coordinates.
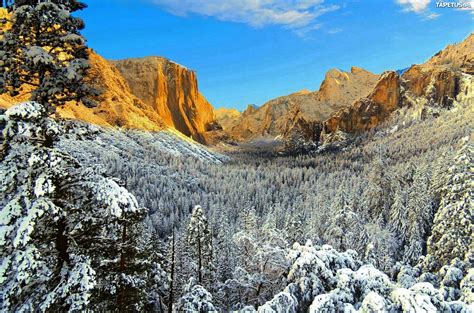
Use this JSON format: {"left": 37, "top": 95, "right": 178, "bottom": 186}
{"left": 322, "top": 71, "right": 401, "bottom": 134}
{"left": 112, "top": 57, "right": 217, "bottom": 143}
{"left": 0, "top": 51, "right": 166, "bottom": 131}
{"left": 321, "top": 33, "right": 473, "bottom": 137}
{"left": 0, "top": 51, "right": 220, "bottom": 143}
{"left": 425, "top": 33, "right": 474, "bottom": 74}
{"left": 402, "top": 65, "right": 459, "bottom": 108}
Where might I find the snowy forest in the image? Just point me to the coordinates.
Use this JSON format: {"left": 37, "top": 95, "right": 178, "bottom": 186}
{"left": 0, "top": 0, "right": 473, "bottom": 312}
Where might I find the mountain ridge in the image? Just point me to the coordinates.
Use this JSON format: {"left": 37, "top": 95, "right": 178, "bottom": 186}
{"left": 216, "top": 33, "right": 473, "bottom": 148}
{"left": 219, "top": 66, "right": 379, "bottom": 141}
{"left": 320, "top": 33, "right": 473, "bottom": 140}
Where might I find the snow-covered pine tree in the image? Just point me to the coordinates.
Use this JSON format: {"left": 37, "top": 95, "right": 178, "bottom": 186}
{"left": 0, "top": 102, "right": 165, "bottom": 310}
{"left": 1, "top": 2, "right": 168, "bottom": 310}
{"left": 170, "top": 225, "right": 191, "bottom": 306}
{"left": 186, "top": 205, "right": 213, "bottom": 287}
{"left": 1, "top": 102, "right": 94, "bottom": 311}
{"left": 285, "top": 210, "right": 306, "bottom": 246}
{"left": 326, "top": 190, "right": 359, "bottom": 251}
{"left": 362, "top": 148, "right": 392, "bottom": 222}
{"left": 140, "top": 228, "right": 169, "bottom": 312}
{"left": 389, "top": 181, "right": 408, "bottom": 252}
{"left": 100, "top": 221, "right": 168, "bottom": 311}
{"left": 166, "top": 229, "right": 176, "bottom": 313}
{"left": 229, "top": 209, "right": 288, "bottom": 308}
{"left": 363, "top": 222, "right": 398, "bottom": 271}
{"left": 427, "top": 137, "right": 473, "bottom": 270}
{"left": 213, "top": 222, "right": 236, "bottom": 310}
{"left": 214, "top": 214, "right": 235, "bottom": 284}
{"left": 404, "top": 166, "right": 434, "bottom": 265}
{"left": 240, "top": 206, "right": 258, "bottom": 234}
{"left": 175, "top": 283, "right": 216, "bottom": 312}
{"left": 0, "top": 0, "right": 97, "bottom": 112}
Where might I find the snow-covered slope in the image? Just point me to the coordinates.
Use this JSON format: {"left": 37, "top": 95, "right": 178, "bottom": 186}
{"left": 57, "top": 121, "right": 226, "bottom": 165}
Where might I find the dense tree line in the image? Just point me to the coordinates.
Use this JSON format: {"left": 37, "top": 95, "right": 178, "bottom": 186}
{"left": 59, "top": 98, "right": 472, "bottom": 309}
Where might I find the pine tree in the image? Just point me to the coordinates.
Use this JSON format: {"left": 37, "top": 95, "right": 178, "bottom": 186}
{"left": 389, "top": 182, "right": 408, "bottom": 247}
{"left": 427, "top": 137, "right": 473, "bottom": 269}
{"left": 403, "top": 166, "right": 434, "bottom": 265}
{"left": 285, "top": 210, "right": 306, "bottom": 245}
{"left": 0, "top": 0, "right": 97, "bottom": 113}
{"left": 0, "top": 102, "right": 166, "bottom": 310}
{"left": 214, "top": 215, "right": 235, "bottom": 284}
{"left": 240, "top": 206, "right": 258, "bottom": 234}
{"left": 175, "top": 284, "right": 216, "bottom": 312}
{"left": 186, "top": 205, "right": 213, "bottom": 287}
{"left": 229, "top": 209, "right": 288, "bottom": 307}
{"left": 171, "top": 226, "right": 191, "bottom": 304}
{"left": 167, "top": 229, "right": 176, "bottom": 313}
{"left": 362, "top": 148, "right": 392, "bottom": 222}
{"left": 326, "top": 190, "right": 358, "bottom": 251}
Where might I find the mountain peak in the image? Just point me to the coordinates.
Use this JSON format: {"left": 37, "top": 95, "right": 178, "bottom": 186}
{"left": 112, "top": 56, "right": 191, "bottom": 71}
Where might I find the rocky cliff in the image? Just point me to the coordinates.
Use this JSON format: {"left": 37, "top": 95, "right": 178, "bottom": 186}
{"left": 425, "top": 33, "right": 473, "bottom": 74}
{"left": 112, "top": 57, "right": 218, "bottom": 143}
{"left": 225, "top": 67, "right": 379, "bottom": 141}
{"left": 321, "top": 33, "right": 473, "bottom": 138}
{"left": 215, "top": 108, "right": 241, "bottom": 130}
{"left": 323, "top": 71, "right": 401, "bottom": 134}
{"left": 0, "top": 49, "right": 221, "bottom": 143}
{"left": 60, "top": 52, "right": 167, "bottom": 131}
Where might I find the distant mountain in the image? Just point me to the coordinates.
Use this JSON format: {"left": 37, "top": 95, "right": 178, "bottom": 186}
{"left": 214, "top": 108, "right": 241, "bottom": 130}
{"left": 223, "top": 67, "right": 379, "bottom": 141}
{"left": 321, "top": 33, "right": 474, "bottom": 139}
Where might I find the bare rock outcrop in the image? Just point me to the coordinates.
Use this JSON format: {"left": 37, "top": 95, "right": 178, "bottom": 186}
{"left": 323, "top": 71, "right": 401, "bottom": 134}
{"left": 112, "top": 57, "right": 217, "bottom": 143}
{"left": 321, "top": 33, "right": 473, "bottom": 138}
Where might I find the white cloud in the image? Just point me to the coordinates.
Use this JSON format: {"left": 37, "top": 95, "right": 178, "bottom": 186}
{"left": 327, "top": 27, "right": 343, "bottom": 34}
{"left": 424, "top": 12, "right": 440, "bottom": 19}
{"left": 149, "top": 0, "right": 339, "bottom": 35}
{"left": 395, "top": 0, "right": 440, "bottom": 19}
{"left": 396, "top": 0, "right": 431, "bottom": 12}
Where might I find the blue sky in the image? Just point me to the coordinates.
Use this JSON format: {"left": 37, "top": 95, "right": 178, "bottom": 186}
{"left": 78, "top": 0, "right": 473, "bottom": 110}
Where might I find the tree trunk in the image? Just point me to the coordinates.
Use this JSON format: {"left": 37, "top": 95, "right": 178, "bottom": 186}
{"left": 117, "top": 222, "right": 127, "bottom": 308}
{"left": 168, "top": 231, "right": 175, "bottom": 313}
{"left": 255, "top": 282, "right": 263, "bottom": 306}
{"left": 197, "top": 224, "right": 202, "bottom": 284}
{"left": 55, "top": 217, "right": 70, "bottom": 268}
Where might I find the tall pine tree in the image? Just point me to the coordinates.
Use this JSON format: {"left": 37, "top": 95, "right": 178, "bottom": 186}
{"left": 0, "top": 0, "right": 97, "bottom": 112}
{"left": 186, "top": 205, "right": 213, "bottom": 287}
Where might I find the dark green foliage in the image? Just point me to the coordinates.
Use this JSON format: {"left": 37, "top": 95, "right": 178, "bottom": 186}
{"left": 0, "top": 1, "right": 97, "bottom": 112}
